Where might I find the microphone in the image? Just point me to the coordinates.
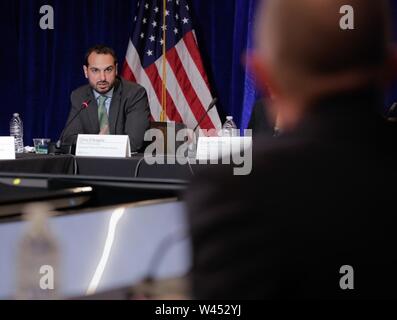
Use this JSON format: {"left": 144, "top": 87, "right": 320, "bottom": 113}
{"left": 56, "top": 100, "right": 90, "bottom": 148}
{"left": 192, "top": 97, "right": 218, "bottom": 133}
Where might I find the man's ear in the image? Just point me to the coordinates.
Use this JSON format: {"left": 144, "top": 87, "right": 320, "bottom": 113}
{"left": 83, "top": 65, "right": 88, "bottom": 79}
{"left": 115, "top": 63, "right": 119, "bottom": 75}
{"left": 244, "top": 51, "right": 278, "bottom": 98}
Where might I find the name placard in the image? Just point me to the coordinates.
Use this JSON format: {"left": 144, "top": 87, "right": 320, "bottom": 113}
{"left": 75, "top": 134, "right": 131, "bottom": 158}
{"left": 0, "top": 137, "right": 16, "bottom": 160}
{"left": 196, "top": 136, "right": 252, "bottom": 161}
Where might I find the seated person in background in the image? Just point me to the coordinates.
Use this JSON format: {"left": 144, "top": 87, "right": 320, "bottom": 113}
{"left": 185, "top": 0, "right": 397, "bottom": 299}
{"left": 61, "top": 45, "right": 150, "bottom": 152}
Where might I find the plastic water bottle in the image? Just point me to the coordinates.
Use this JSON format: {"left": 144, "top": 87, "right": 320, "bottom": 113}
{"left": 221, "top": 116, "right": 239, "bottom": 137}
{"left": 10, "top": 113, "right": 24, "bottom": 153}
{"left": 15, "top": 203, "right": 60, "bottom": 300}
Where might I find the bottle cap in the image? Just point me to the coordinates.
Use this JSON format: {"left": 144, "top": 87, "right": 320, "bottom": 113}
{"left": 226, "top": 116, "right": 233, "bottom": 120}
{"left": 13, "top": 113, "right": 19, "bottom": 117}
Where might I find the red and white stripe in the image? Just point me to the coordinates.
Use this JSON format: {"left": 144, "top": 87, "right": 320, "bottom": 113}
{"left": 122, "top": 30, "right": 221, "bottom": 130}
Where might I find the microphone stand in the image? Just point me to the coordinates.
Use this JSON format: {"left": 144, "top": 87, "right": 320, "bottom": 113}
{"left": 188, "top": 98, "right": 218, "bottom": 156}
{"left": 49, "top": 100, "right": 90, "bottom": 155}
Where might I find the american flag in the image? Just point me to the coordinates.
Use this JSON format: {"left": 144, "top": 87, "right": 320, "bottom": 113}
{"left": 122, "top": 0, "right": 221, "bottom": 130}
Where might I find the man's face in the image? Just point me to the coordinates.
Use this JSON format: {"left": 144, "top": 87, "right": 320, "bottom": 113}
{"left": 84, "top": 52, "right": 118, "bottom": 94}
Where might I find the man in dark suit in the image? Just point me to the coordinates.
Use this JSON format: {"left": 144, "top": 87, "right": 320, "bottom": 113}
{"left": 61, "top": 45, "right": 150, "bottom": 152}
{"left": 185, "top": 0, "right": 397, "bottom": 299}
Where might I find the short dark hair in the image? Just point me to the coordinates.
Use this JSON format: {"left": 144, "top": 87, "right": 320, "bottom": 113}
{"left": 84, "top": 45, "right": 118, "bottom": 67}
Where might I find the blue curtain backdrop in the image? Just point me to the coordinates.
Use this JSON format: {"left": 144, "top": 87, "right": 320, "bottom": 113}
{"left": 2, "top": 0, "right": 397, "bottom": 145}
{"left": 0, "top": 0, "right": 260, "bottom": 145}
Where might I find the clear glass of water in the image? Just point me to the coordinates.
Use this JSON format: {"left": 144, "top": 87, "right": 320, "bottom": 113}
{"left": 33, "top": 138, "right": 51, "bottom": 154}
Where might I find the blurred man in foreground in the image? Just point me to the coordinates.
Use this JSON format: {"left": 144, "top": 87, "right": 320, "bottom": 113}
{"left": 185, "top": 0, "right": 397, "bottom": 299}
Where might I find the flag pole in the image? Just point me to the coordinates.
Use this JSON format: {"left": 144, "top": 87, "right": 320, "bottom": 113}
{"left": 161, "top": 0, "right": 167, "bottom": 122}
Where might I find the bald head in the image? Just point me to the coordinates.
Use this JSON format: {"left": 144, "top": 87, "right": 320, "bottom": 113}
{"left": 255, "top": 0, "right": 391, "bottom": 94}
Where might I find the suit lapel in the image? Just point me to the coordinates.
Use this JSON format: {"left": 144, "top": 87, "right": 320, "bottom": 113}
{"left": 85, "top": 89, "right": 100, "bottom": 133}
{"left": 108, "top": 78, "right": 122, "bottom": 135}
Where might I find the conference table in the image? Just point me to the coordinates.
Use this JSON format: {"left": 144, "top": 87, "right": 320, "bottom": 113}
{"left": 0, "top": 155, "right": 192, "bottom": 299}
{"left": 1, "top": 148, "right": 240, "bottom": 221}
{"left": 0, "top": 150, "right": 240, "bottom": 299}
{"left": 0, "top": 151, "right": 241, "bottom": 218}
{"left": 0, "top": 153, "right": 197, "bottom": 180}
{"left": 0, "top": 155, "right": 194, "bottom": 299}
{"left": 0, "top": 154, "right": 75, "bottom": 175}
{"left": 0, "top": 199, "right": 191, "bottom": 299}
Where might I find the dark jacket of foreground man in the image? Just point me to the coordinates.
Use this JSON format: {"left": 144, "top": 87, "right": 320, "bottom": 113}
{"left": 185, "top": 88, "right": 397, "bottom": 299}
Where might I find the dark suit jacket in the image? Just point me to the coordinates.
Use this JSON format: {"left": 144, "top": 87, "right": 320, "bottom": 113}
{"left": 185, "top": 88, "right": 397, "bottom": 299}
{"left": 62, "top": 76, "right": 150, "bottom": 152}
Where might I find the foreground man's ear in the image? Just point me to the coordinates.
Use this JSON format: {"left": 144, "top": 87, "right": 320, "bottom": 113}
{"left": 244, "top": 51, "right": 278, "bottom": 98}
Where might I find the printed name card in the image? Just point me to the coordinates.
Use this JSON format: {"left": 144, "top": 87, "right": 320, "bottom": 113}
{"left": 75, "top": 134, "right": 131, "bottom": 158}
{"left": 0, "top": 137, "right": 15, "bottom": 160}
{"left": 196, "top": 136, "right": 252, "bottom": 161}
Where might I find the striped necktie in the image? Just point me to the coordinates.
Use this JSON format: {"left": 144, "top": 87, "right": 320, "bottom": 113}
{"left": 98, "top": 95, "right": 109, "bottom": 135}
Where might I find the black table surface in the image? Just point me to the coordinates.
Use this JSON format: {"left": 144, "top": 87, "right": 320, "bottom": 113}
{"left": 0, "top": 153, "right": 75, "bottom": 175}
{"left": 75, "top": 155, "right": 195, "bottom": 180}
{"left": 0, "top": 153, "right": 198, "bottom": 181}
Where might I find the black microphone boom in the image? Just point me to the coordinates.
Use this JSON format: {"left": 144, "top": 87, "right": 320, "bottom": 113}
{"left": 193, "top": 97, "right": 218, "bottom": 133}
{"left": 56, "top": 100, "right": 90, "bottom": 148}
